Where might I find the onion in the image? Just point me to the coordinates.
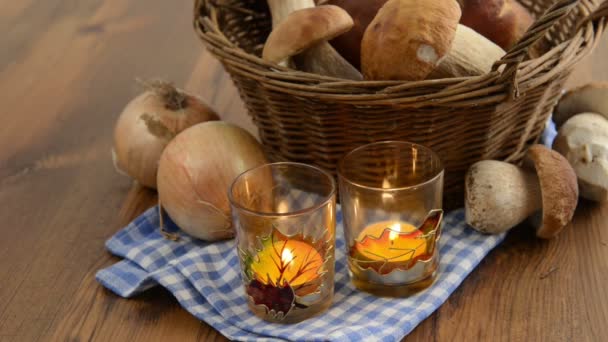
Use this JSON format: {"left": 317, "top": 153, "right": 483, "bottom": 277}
{"left": 157, "top": 121, "right": 268, "bottom": 241}
{"left": 113, "top": 80, "right": 219, "bottom": 188}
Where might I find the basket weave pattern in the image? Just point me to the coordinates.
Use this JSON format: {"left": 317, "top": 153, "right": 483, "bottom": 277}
{"left": 194, "top": 0, "right": 608, "bottom": 206}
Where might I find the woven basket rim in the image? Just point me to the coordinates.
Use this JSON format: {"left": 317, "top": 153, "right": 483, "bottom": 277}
{"left": 194, "top": 0, "right": 608, "bottom": 102}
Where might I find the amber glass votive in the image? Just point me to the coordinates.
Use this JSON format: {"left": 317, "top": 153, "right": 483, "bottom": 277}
{"left": 229, "top": 162, "right": 336, "bottom": 323}
{"left": 338, "top": 141, "right": 444, "bottom": 297}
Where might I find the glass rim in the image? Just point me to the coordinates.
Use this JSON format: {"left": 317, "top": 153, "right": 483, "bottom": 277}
{"left": 337, "top": 141, "right": 445, "bottom": 192}
{"left": 228, "top": 161, "right": 337, "bottom": 218}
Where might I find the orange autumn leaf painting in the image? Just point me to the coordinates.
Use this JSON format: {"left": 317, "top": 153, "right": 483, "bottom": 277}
{"left": 350, "top": 209, "right": 443, "bottom": 275}
{"left": 240, "top": 225, "right": 332, "bottom": 320}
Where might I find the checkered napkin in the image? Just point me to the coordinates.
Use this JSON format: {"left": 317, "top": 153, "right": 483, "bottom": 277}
{"left": 96, "top": 206, "right": 504, "bottom": 342}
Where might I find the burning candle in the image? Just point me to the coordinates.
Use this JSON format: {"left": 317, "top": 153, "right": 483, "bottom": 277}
{"left": 242, "top": 230, "right": 330, "bottom": 321}
{"left": 338, "top": 141, "right": 444, "bottom": 296}
{"left": 355, "top": 221, "right": 427, "bottom": 265}
{"left": 347, "top": 209, "right": 443, "bottom": 289}
{"left": 249, "top": 239, "right": 323, "bottom": 287}
{"left": 350, "top": 221, "right": 433, "bottom": 275}
{"left": 230, "top": 162, "right": 336, "bottom": 322}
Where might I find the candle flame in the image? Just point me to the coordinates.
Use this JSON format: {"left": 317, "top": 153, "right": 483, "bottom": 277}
{"left": 388, "top": 222, "right": 401, "bottom": 241}
{"left": 281, "top": 248, "right": 294, "bottom": 264}
{"left": 351, "top": 212, "right": 443, "bottom": 274}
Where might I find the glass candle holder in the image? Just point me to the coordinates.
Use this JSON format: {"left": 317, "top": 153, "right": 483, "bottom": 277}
{"left": 338, "top": 141, "right": 444, "bottom": 297}
{"left": 229, "top": 162, "right": 336, "bottom": 323}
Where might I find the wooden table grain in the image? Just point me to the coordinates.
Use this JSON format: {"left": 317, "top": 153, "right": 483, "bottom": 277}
{"left": 0, "top": 1, "right": 607, "bottom": 341}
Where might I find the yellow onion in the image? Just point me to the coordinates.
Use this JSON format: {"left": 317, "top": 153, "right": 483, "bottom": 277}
{"left": 113, "top": 81, "right": 219, "bottom": 188}
{"left": 157, "top": 121, "right": 267, "bottom": 240}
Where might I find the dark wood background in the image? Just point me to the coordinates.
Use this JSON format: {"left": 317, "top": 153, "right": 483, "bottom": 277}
{"left": 1, "top": 1, "right": 607, "bottom": 341}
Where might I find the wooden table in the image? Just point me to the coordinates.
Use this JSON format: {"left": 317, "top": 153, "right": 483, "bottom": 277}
{"left": 1, "top": 1, "right": 607, "bottom": 341}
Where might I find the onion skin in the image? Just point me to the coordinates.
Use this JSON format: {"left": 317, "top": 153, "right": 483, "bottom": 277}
{"left": 113, "top": 88, "right": 219, "bottom": 188}
{"left": 157, "top": 121, "right": 268, "bottom": 241}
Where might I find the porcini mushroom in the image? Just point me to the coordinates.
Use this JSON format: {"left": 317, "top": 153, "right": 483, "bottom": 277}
{"left": 553, "top": 82, "right": 608, "bottom": 128}
{"left": 361, "top": 0, "right": 461, "bottom": 80}
{"left": 465, "top": 145, "right": 578, "bottom": 238}
{"left": 263, "top": 6, "right": 353, "bottom": 64}
{"left": 266, "top": 1, "right": 362, "bottom": 80}
{"left": 325, "top": 0, "right": 388, "bottom": 69}
{"left": 553, "top": 113, "right": 608, "bottom": 202}
{"left": 459, "top": 0, "right": 534, "bottom": 51}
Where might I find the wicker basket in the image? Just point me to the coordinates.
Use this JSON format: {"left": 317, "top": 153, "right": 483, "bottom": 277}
{"left": 194, "top": 0, "right": 608, "bottom": 207}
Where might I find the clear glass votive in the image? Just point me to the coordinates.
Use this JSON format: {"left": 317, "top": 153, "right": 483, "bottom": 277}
{"left": 338, "top": 141, "right": 444, "bottom": 297}
{"left": 229, "top": 162, "right": 336, "bottom": 323}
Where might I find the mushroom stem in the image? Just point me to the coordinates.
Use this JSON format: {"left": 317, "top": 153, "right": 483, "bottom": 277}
{"left": 294, "top": 43, "right": 363, "bottom": 80}
{"left": 266, "top": 0, "right": 362, "bottom": 80}
{"left": 465, "top": 161, "right": 542, "bottom": 234}
{"left": 427, "top": 24, "right": 506, "bottom": 79}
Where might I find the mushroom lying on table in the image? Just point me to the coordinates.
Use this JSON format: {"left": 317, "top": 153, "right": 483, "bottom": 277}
{"left": 553, "top": 113, "right": 608, "bottom": 202}
{"left": 465, "top": 145, "right": 579, "bottom": 238}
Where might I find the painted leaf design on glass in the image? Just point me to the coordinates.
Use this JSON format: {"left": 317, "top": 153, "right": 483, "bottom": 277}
{"left": 246, "top": 279, "right": 295, "bottom": 317}
{"left": 241, "top": 225, "right": 331, "bottom": 320}
{"left": 350, "top": 209, "right": 443, "bottom": 275}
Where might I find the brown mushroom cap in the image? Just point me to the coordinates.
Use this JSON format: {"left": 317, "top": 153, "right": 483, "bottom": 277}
{"left": 524, "top": 145, "right": 579, "bottom": 239}
{"left": 326, "top": 0, "right": 388, "bottom": 69}
{"left": 460, "top": 0, "right": 534, "bottom": 51}
{"left": 262, "top": 5, "right": 354, "bottom": 64}
{"left": 554, "top": 82, "right": 608, "bottom": 128}
{"left": 361, "top": 0, "right": 461, "bottom": 80}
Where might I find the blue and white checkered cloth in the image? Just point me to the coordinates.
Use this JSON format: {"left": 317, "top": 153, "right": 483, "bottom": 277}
{"left": 97, "top": 206, "right": 504, "bottom": 342}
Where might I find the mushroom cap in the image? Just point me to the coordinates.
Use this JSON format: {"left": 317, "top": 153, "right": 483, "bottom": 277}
{"left": 361, "top": 0, "right": 461, "bottom": 80}
{"left": 554, "top": 82, "right": 608, "bottom": 128}
{"left": 326, "top": 0, "right": 388, "bottom": 69}
{"left": 262, "top": 5, "right": 354, "bottom": 64}
{"left": 524, "top": 145, "right": 579, "bottom": 239}
{"left": 460, "top": 0, "right": 534, "bottom": 50}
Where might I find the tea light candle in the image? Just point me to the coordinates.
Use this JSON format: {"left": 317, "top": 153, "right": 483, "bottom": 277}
{"left": 351, "top": 220, "right": 431, "bottom": 275}
{"left": 338, "top": 141, "right": 444, "bottom": 296}
{"left": 348, "top": 209, "right": 442, "bottom": 285}
{"left": 231, "top": 162, "right": 336, "bottom": 322}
